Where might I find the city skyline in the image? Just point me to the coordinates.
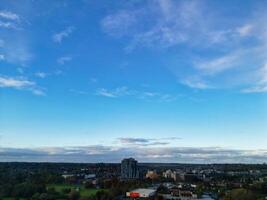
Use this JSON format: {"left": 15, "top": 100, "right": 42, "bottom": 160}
{"left": 0, "top": 0, "right": 267, "bottom": 163}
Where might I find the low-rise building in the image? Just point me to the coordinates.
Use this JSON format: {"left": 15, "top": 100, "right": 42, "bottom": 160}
{"left": 84, "top": 174, "right": 96, "bottom": 179}
{"left": 163, "top": 170, "right": 173, "bottom": 179}
{"left": 62, "top": 174, "right": 75, "bottom": 179}
{"left": 126, "top": 188, "right": 156, "bottom": 198}
{"left": 146, "top": 170, "right": 159, "bottom": 179}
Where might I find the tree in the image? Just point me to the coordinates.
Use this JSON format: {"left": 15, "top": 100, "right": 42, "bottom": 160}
{"left": 95, "top": 190, "right": 110, "bottom": 200}
{"left": 68, "top": 190, "right": 80, "bottom": 200}
{"left": 154, "top": 195, "right": 164, "bottom": 200}
{"left": 224, "top": 188, "right": 256, "bottom": 200}
{"left": 156, "top": 185, "right": 169, "bottom": 194}
{"left": 84, "top": 181, "right": 95, "bottom": 189}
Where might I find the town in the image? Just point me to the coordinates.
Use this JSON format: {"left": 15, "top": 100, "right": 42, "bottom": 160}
{"left": 1, "top": 159, "right": 267, "bottom": 200}
{"left": 1, "top": 0, "right": 266, "bottom": 199}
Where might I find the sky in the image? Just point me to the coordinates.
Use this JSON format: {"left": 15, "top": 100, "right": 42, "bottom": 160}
{"left": 0, "top": 0, "right": 267, "bottom": 163}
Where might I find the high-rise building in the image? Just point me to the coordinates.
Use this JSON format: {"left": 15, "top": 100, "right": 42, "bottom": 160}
{"left": 121, "top": 158, "right": 139, "bottom": 179}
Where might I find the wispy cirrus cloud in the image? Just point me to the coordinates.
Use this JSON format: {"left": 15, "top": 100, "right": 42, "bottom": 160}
{"left": 0, "top": 21, "right": 16, "bottom": 29}
{"left": 101, "top": 0, "right": 267, "bottom": 93}
{"left": 101, "top": 1, "right": 220, "bottom": 50}
{"left": 0, "top": 11, "right": 20, "bottom": 21}
{"left": 96, "top": 86, "right": 134, "bottom": 98}
{"left": 0, "top": 75, "right": 45, "bottom": 96}
{"left": 101, "top": 0, "right": 257, "bottom": 51}
{"left": 0, "top": 13, "right": 32, "bottom": 65}
{"left": 57, "top": 56, "right": 72, "bottom": 65}
{"left": 96, "top": 86, "right": 178, "bottom": 102}
{"left": 236, "top": 24, "right": 253, "bottom": 37}
{"left": 180, "top": 77, "right": 210, "bottom": 89}
{"left": 4, "top": 43, "right": 33, "bottom": 65}
{"left": 0, "top": 10, "right": 20, "bottom": 29}
{"left": 52, "top": 26, "right": 75, "bottom": 43}
{"left": 101, "top": 10, "right": 139, "bottom": 38}
{"left": 195, "top": 52, "right": 242, "bottom": 76}
{"left": 0, "top": 75, "right": 34, "bottom": 88}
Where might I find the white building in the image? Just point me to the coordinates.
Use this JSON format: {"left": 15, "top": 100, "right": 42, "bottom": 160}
{"left": 126, "top": 188, "right": 156, "bottom": 198}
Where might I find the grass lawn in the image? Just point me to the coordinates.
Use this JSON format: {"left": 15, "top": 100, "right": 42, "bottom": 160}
{"left": 48, "top": 184, "right": 107, "bottom": 197}
{"left": 1, "top": 184, "right": 105, "bottom": 200}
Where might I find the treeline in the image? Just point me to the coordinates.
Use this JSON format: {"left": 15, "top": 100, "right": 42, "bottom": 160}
{"left": 0, "top": 163, "right": 148, "bottom": 200}
{"left": 0, "top": 165, "right": 65, "bottom": 199}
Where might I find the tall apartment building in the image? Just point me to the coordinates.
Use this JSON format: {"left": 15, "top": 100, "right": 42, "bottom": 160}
{"left": 121, "top": 158, "right": 139, "bottom": 179}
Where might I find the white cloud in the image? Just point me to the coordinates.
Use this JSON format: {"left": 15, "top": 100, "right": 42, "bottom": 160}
{"left": 102, "top": 1, "right": 255, "bottom": 50}
{"left": 0, "top": 15, "right": 32, "bottom": 65}
{"left": 195, "top": 52, "right": 242, "bottom": 75}
{"left": 183, "top": 46, "right": 265, "bottom": 90}
{"left": 57, "top": 56, "right": 72, "bottom": 65}
{"left": 236, "top": 24, "right": 253, "bottom": 37}
{"left": 242, "top": 85, "right": 267, "bottom": 93}
{"left": 0, "top": 11, "right": 20, "bottom": 29}
{"left": 0, "top": 76, "right": 35, "bottom": 89}
{"left": 0, "top": 21, "right": 15, "bottom": 29}
{"left": 4, "top": 41, "right": 33, "bottom": 65}
{"left": 181, "top": 77, "right": 210, "bottom": 89}
{"left": 96, "top": 86, "right": 178, "bottom": 102}
{"left": 0, "top": 75, "right": 46, "bottom": 96}
{"left": 0, "top": 11, "right": 19, "bottom": 21}
{"left": 96, "top": 86, "right": 134, "bottom": 98}
{"left": 0, "top": 10, "right": 33, "bottom": 66}
{"left": 101, "top": 10, "right": 138, "bottom": 37}
{"left": 35, "top": 72, "right": 47, "bottom": 78}
{"left": 102, "top": 1, "right": 215, "bottom": 50}
{"left": 31, "top": 88, "right": 46, "bottom": 96}
{"left": 52, "top": 26, "right": 75, "bottom": 43}
{"left": 96, "top": 88, "right": 117, "bottom": 98}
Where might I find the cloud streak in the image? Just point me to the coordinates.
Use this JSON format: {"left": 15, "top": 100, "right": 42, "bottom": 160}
{"left": 0, "top": 10, "right": 21, "bottom": 29}
{"left": 53, "top": 26, "right": 75, "bottom": 43}
{"left": 0, "top": 75, "right": 35, "bottom": 89}
{"left": 57, "top": 56, "right": 72, "bottom": 65}
{"left": 0, "top": 11, "right": 19, "bottom": 21}
{"left": 96, "top": 86, "right": 178, "bottom": 102}
{"left": 0, "top": 75, "right": 45, "bottom": 96}
{"left": 1, "top": 145, "right": 267, "bottom": 163}
{"left": 117, "top": 137, "right": 180, "bottom": 146}
{"left": 0, "top": 13, "right": 32, "bottom": 65}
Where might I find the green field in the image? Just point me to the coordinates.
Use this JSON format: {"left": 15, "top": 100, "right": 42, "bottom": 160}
{"left": 0, "top": 184, "right": 107, "bottom": 200}
{"left": 48, "top": 184, "right": 107, "bottom": 197}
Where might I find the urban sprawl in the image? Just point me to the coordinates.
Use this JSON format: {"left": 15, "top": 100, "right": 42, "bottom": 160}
{"left": 1, "top": 159, "right": 267, "bottom": 199}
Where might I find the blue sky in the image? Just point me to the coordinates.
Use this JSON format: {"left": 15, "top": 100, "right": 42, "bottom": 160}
{"left": 0, "top": 0, "right": 267, "bottom": 163}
